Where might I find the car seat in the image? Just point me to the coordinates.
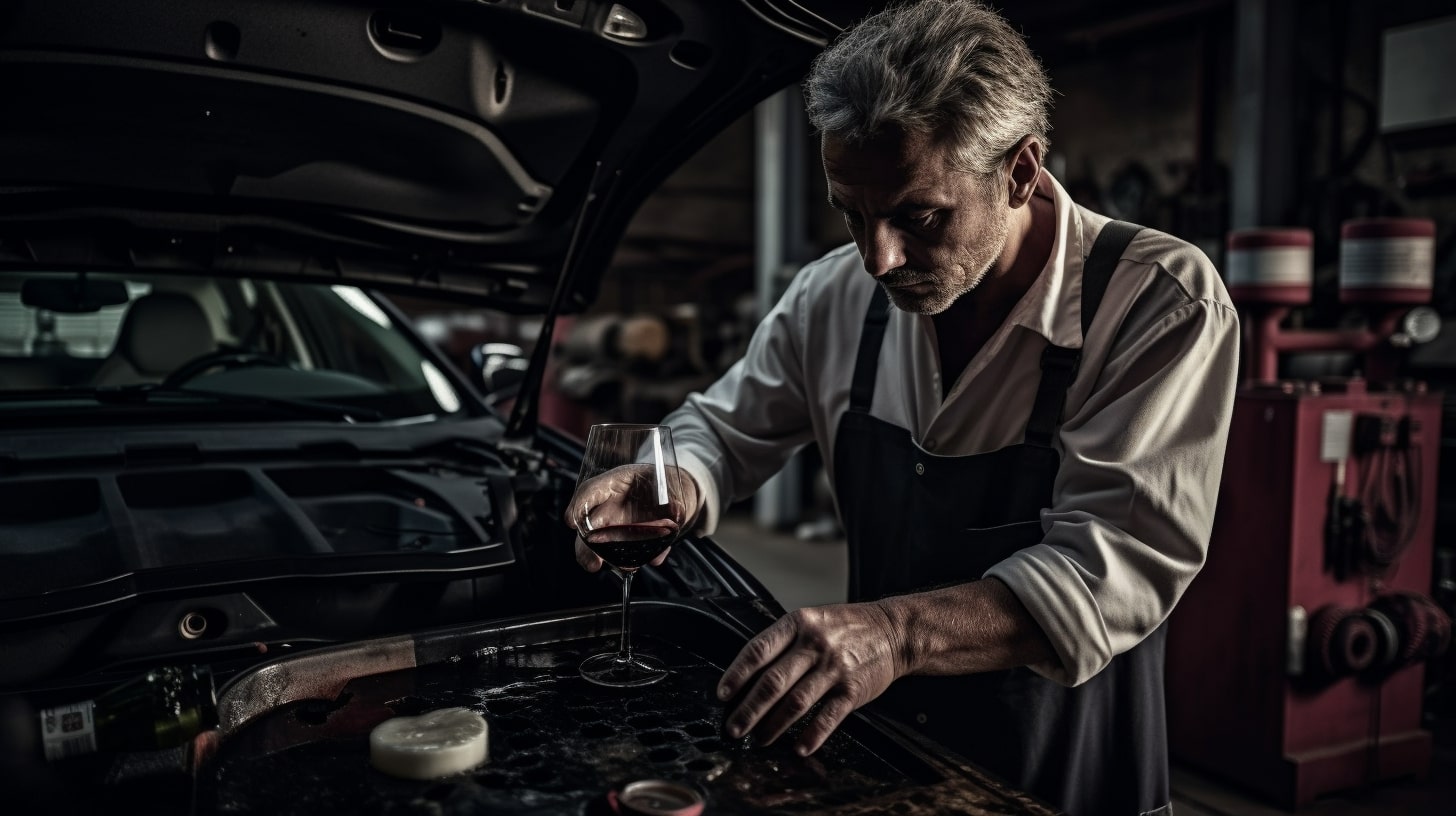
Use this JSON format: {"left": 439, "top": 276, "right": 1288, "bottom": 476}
{"left": 91, "top": 291, "right": 217, "bottom": 386}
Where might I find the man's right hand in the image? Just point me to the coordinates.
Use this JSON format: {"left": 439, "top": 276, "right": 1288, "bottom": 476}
{"left": 564, "top": 463, "right": 700, "bottom": 573}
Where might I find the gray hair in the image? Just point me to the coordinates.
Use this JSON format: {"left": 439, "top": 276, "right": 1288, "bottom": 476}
{"left": 804, "top": 0, "right": 1054, "bottom": 178}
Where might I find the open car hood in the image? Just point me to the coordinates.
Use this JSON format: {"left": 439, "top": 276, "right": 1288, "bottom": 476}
{"left": 0, "top": 0, "right": 832, "bottom": 312}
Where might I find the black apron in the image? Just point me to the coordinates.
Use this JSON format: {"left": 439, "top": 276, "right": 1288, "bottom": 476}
{"left": 832, "top": 221, "right": 1171, "bottom": 816}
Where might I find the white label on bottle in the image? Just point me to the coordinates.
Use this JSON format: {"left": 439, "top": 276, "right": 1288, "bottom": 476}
{"left": 39, "top": 701, "right": 97, "bottom": 760}
{"left": 1339, "top": 237, "right": 1434, "bottom": 288}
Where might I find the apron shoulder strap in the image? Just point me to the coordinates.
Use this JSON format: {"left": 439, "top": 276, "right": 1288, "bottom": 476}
{"left": 1025, "top": 345, "right": 1080, "bottom": 447}
{"left": 1024, "top": 219, "right": 1143, "bottom": 447}
{"left": 849, "top": 284, "right": 891, "bottom": 413}
{"left": 1081, "top": 219, "right": 1143, "bottom": 338}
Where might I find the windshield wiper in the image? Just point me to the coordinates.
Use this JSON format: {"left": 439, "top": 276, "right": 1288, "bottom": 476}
{"left": 8, "top": 385, "right": 384, "bottom": 423}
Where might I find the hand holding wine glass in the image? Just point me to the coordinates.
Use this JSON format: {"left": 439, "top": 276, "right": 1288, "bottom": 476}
{"left": 571, "top": 463, "right": 699, "bottom": 573}
{"left": 566, "top": 424, "right": 698, "bottom": 687}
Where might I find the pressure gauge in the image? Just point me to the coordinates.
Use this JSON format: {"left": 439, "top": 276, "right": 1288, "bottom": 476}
{"left": 1392, "top": 306, "right": 1441, "bottom": 347}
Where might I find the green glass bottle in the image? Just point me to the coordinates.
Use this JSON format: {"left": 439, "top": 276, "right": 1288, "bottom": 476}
{"left": 37, "top": 665, "right": 218, "bottom": 761}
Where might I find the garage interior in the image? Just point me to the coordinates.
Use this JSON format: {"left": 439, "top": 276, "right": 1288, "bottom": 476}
{"left": 398, "top": 0, "right": 1456, "bottom": 813}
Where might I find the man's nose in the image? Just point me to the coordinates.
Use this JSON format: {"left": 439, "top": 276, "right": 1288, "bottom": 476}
{"left": 861, "top": 223, "right": 905, "bottom": 278}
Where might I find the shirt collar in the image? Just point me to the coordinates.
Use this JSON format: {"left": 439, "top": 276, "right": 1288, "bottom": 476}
{"left": 1004, "top": 170, "right": 1086, "bottom": 350}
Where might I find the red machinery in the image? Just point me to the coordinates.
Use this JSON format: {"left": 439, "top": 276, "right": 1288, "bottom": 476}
{"left": 1167, "top": 219, "right": 1451, "bottom": 808}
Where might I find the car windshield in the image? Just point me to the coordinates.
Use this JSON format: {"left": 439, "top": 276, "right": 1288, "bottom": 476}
{"left": 0, "top": 271, "right": 467, "bottom": 422}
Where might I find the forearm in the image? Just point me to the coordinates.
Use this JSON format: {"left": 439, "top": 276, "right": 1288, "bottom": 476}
{"left": 875, "top": 577, "right": 1056, "bottom": 677}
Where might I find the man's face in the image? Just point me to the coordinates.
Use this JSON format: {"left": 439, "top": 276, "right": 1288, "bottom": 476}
{"left": 823, "top": 128, "right": 1010, "bottom": 315}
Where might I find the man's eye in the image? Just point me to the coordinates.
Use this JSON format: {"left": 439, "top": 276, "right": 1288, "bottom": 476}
{"left": 909, "top": 212, "right": 940, "bottom": 231}
{"left": 887, "top": 212, "right": 939, "bottom": 232}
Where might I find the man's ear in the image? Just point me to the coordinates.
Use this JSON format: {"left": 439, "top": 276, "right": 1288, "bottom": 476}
{"left": 1004, "top": 136, "right": 1044, "bottom": 209}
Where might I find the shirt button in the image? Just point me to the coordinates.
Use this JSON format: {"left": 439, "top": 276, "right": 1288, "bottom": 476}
{"left": 915, "top": 712, "right": 928, "bottom": 724}
{"left": 914, "top": 462, "right": 925, "bottom": 475}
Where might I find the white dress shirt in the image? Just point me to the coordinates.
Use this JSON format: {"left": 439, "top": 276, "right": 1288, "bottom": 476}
{"left": 663, "top": 171, "right": 1240, "bottom": 686}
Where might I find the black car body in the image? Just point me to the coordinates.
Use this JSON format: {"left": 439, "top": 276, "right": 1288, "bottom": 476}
{"left": 0, "top": 2, "right": 1057, "bottom": 813}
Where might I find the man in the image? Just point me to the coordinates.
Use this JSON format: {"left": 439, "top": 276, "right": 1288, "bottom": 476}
{"left": 572, "top": 2, "right": 1239, "bottom": 813}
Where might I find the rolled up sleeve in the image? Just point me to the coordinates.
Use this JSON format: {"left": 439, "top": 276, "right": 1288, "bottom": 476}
{"left": 984, "top": 296, "right": 1240, "bottom": 685}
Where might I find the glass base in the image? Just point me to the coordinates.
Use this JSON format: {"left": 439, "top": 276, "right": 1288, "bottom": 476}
{"left": 579, "top": 651, "right": 668, "bottom": 688}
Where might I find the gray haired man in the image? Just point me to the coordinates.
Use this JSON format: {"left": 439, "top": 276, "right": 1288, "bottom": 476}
{"left": 576, "top": 2, "right": 1240, "bottom": 813}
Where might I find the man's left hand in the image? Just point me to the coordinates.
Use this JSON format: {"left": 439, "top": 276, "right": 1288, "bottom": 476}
{"left": 715, "top": 601, "right": 909, "bottom": 756}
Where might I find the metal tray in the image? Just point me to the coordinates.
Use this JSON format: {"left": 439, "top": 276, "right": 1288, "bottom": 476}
{"left": 200, "top": 599, "right": 1059, "bottom": 815}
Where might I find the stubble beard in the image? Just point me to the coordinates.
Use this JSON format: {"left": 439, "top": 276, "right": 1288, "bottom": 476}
{"left": 880, "top": 209, "right": 1010, "bottom": 316}
{"left": 880, "top": 269, "right": 982, "bottom": 314}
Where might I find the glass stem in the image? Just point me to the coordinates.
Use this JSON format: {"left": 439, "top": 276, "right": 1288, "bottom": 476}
{"left": 617, "top": 569, "right": 635, "bottom": 663}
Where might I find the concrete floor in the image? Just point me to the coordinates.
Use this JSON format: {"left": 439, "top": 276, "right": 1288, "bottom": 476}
{"left": 709, "top": 510, "right": 1456, "bottom": 815}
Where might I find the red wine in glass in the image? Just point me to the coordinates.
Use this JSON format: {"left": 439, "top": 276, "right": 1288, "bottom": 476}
{"left": 570, "top": 424, "right": 691, "bottom": 688}
{"left": 581, "top": 521, "right": 680, "bottom": 570}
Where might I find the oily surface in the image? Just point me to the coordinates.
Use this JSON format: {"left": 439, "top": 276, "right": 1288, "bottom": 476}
{"left": 204, "top": 635, "right": 1055, "bottom": 815}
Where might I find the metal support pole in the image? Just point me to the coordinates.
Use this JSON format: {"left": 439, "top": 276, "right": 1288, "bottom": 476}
{"left": 1231, "top": 0, "right": 1298, "bottom": 229}
{"left": 752, "top": 87, "right": 810, "bottom": 530}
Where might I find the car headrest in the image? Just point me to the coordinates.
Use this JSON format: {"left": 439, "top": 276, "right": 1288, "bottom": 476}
{"left": 114, "top": 291, "right": 216, "bottom": 376}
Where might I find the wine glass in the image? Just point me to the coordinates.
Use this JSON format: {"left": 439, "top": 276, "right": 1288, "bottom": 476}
{"left": 569, "top": 423, "right": 692, "bottom": 687}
